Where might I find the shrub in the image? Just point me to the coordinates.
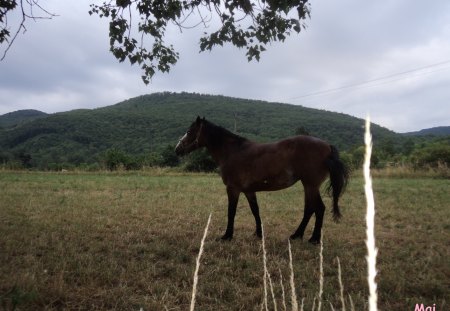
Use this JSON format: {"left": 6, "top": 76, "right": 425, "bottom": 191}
{"left": 103, "top": 148, "right": 142, "bottom": 170}
{"left": 183, "top": 149, "right": 217, "bottom": 172}
{"left": 411, "top": 142, "right": 450, "bottom": 168}
{"left": 159, "top": 145, "right": 180, "bottom": 167}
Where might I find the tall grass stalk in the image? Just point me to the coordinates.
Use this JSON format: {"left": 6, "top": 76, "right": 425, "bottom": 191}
{"left": 267, "top": 269, "right": 278, "bottom": 311}
{"left": 279, "top": 268, "right": 287, "bottom": 311}
{"left": 261, "top": 224, "right": 269, "bottom": 311}
{"left": 317, "top": 239, "right": 324, "bottom": 311}
{"left": 288, "top": 240, "right": 299, "bottom": 311}
{"left": 329, "top": 302, "right": 336, "bottom": 311}
{"left": 336, "top": 257, "right": 346, "bottom": 311}
{"left": 348, "top": 295, "right": 355, "bottom": 311}
{"left": 260, "top": 223, "right": 277, "bottom": 311}
{"left": 364, "top": 116, "right": 378, "bottom": 311}
{"left": 190, "top": 213, "right": 212, "bottom": 311}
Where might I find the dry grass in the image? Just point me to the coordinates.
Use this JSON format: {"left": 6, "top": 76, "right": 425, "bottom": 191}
{"left": 370, "top": 162, "right": 449, "bottom": 179}
{"left": 0, "top": 170, "right": 449, "bottom": 310}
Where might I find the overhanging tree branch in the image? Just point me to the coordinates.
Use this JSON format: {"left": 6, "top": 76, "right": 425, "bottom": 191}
{"left": 0, "top": 0, "right": 56, "bottom": 60}
{"left": 89, "top": 0, "right": 311, "bottom": 84}
{"left": 1, "top": 0, "right": 310, "bottom": 84}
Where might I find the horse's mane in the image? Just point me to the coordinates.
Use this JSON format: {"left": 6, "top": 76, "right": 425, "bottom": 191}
{"left": 203, "top": 120, "right": 248, "bottom": 147}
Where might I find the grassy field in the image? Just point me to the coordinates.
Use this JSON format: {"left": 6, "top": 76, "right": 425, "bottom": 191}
{"left": 0, "top": 170, "right": 449, "bottom": 310}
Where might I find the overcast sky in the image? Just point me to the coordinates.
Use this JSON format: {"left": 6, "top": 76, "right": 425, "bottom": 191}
{"left": 1, "top": 0, "right": 449, "bottom": 132}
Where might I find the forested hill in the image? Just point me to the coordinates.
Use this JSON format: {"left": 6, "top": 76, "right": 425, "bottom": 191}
{"left": 0, "top": 92, "right": 399, "bottom": 168}
{"left": 0, "top": 109, "right": 48, "bottom": 129}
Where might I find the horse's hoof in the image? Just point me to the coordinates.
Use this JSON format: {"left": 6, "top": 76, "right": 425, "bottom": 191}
{"left": 255, "top": 231, "right": 262, "bottom": 239}
{"left": 220, "top": 234, "right": 233, "bottom": 241}
{"left": 308, "top": 237, "right": 320, "bottom": 245}
{"left": 290, "top": 234, "right": 302, "bottom": 240}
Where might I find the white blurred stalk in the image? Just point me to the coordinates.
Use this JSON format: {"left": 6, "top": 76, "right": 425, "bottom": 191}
{"left": 268, "top": 269, "right": 278, "bottom": 311}
{"left": 279, "top": 268, "right": 287, "bottom": 311}
{"left": 190, "top": 213, "right": 212, "bottom": 311}
{"left": 317, "top": 239, "right": 324, "bottom": 311}
{"left": 288, "top": 240, "right": 299, "bottom": 311}
{"left": 260, "top": 224, "right": 277, "bottom": 311}
{"left": 348, "top": 295, "right": 355, "bottom": 311}
{"left": 337, "top": 257, "right": 346, "bottom": 311}
{"left": 364, "top": 116, "right": 378, "bottom": 311}
{"left": 262, "top": 224, "right": 269, "bottom": 311}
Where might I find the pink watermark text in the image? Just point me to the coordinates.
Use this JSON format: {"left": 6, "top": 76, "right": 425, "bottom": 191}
{"left": 415, "top": 303, "right": 436, "bottom": 311}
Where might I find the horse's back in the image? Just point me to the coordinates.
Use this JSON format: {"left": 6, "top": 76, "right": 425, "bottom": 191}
{"left": 282, "top": 135, "right": 331, "bottom": 162}
{"left": 277, "top": 135, "right": 329, "bottom": 152}
{"left": 276, "top": 136, "right": 331, "bottom": 182}
{"left": 221, "top": 135, "right": 331, "bottom": 191}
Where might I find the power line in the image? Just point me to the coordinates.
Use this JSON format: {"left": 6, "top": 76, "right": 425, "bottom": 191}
{"left": 289, "top": 59, "right": 450, "bottom": 101}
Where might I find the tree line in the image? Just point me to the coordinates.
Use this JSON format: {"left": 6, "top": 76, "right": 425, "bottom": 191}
{"left": 1, "top": 135, "right": 448, "bottom": 172}
{"left": 1, "top": 93, "right": 448, "bottom": 172}
{"left": 341, "top": 136, "right": 450, "bottom": 170}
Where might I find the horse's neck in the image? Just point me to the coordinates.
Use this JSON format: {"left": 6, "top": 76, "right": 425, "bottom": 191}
{"left": 205, "top": 128, "right": 245, "bottom": 165}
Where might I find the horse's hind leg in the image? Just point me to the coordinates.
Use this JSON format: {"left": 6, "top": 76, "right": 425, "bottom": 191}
{"left": 245, "top": 192, "right": 262, "bottom": 238}
{"left": 309, "top": 192, "right": 326, "bottom": 245}
{"left": 291, "top": 186, "right": 324, "bottom": 244}
{"left": 290, "top": 205, "right": 313, "bottom": 240}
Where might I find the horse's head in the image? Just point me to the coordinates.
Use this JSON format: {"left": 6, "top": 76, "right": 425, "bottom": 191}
{"left": 175, "top": 116, "right": 207, "bottom": 156}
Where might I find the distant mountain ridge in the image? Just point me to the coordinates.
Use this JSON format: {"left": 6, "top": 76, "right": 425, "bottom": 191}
{"left": 402, "top": 126, "right": 450, "bottom": 137}
{"left": 0, "top": 109, "right": 48, "bottom": 129}
{"left": 0, "top": 92, "right": 447, "bottom": 169}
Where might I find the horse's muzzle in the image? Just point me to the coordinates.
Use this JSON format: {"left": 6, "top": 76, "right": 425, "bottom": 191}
{"left": 174, "top": 145, "right": 184, "bottom": 156}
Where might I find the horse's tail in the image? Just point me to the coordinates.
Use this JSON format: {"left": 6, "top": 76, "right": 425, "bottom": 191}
{"left": 325, "top": 145, "right": 350, "bottom": 222}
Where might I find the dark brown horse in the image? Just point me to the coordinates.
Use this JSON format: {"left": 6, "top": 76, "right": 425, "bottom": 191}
{"left": 175, "top": 117, "right": 349, "bottom": 244}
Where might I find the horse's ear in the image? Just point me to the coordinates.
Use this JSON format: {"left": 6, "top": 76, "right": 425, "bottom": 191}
{"left": 202, "top": 116, "right": 205, "bottom": 121}
{"left": 196, "top": 116, "right": 201, "bottom": 124}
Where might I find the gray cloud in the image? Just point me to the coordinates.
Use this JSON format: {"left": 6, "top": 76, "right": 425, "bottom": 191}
{"left": 0, "top": 0, "right": 449, "bottom": 132}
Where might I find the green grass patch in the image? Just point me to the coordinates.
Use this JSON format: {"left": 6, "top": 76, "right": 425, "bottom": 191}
{"left": 0, "top": 171, "right": 448, "bottom": 310}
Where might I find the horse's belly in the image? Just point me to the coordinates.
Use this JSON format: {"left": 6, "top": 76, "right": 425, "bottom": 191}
{"left": 247, "top": 180, "right": 297, "bottom": 192}
{"left": 241, "top": 170, "right": 298, "bottom": 192}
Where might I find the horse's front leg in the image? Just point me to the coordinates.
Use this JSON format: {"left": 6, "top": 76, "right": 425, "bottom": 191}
{"left": 221, "top": 187, "right": 240, "bottom": 240}
{"left": 244, "top": 192, "right": 262, "bottom": 238}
